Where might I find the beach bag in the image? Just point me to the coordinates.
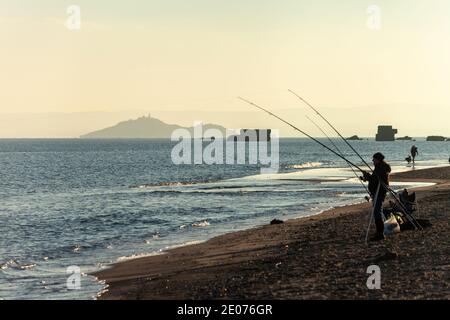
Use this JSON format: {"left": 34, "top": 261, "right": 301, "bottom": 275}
{"left": 384, "top": 215, "right": 401, "bottom": 235}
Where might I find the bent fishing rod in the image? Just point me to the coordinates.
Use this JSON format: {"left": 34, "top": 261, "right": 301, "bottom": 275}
{"left": 288, "top": 90, "right": 422, "bottom": 230}
{"left": 288, "top": 89, "right": 373, "bottom": 172}
{"left": 239, "top": 95, "right": 368, "bottom": 195}
{"left": 306, "top": 116, "right": 421, "bottom": 231}
{"left": 239, "top": 96, "right": 422, "bottom": 230}
{"left": 237, "top": 97, "right": 366, "bottom": 173}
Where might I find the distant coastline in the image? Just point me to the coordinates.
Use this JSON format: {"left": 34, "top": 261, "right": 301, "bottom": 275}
{"left": 80, "top": 115, "right": 227, "bottom": 139}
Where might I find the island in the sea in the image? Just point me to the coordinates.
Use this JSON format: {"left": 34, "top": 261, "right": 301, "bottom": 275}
{"left": 80, "top": 115, "right": 227, "bottom": 139}
{"left": 347, "top": 135, "right": 363, "bottom": 141}
{"left": 396, "top": 136, "right": 414, "bottom": 141}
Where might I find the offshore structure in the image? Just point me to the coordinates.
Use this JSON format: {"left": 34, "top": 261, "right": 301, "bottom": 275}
{"left": 375, "top": 125, "right": 398, "bottom": 141}
{"left": 231, "top": 129, "right": 272, "bottom": 142}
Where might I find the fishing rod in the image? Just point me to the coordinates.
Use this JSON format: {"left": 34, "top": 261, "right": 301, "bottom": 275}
{"left": 288, "top": 90, "right": 422, "bottom": 230}
{"left": 239, "top": 96, "right": 422, "bottom": 231}
{"left": 307, "top": 131, "right": 389, "bottom": 238}
{"left": 303, "top": 116, "right": 418, "bottom": 235}
{"left": 288, "top": 89, "right": 373, "bottom": 172}
{"left": 237, "top": 97, "right": 367, "bottom": 173}
{"left": 306, "top": 115, "right": 370, "bottom": 196}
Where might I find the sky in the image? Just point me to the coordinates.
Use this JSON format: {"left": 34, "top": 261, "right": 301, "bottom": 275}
{"left": 1, "top": 0, "right": 450, "bottom": 137}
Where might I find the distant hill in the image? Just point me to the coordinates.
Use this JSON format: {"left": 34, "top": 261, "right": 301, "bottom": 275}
{"left": 80, "top": 115, "right": 227, "bottom": 139}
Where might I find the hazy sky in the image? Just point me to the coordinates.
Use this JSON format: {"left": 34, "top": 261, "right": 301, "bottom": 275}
{"left": 1, "top": 0, "right": 450, "bottom": 137}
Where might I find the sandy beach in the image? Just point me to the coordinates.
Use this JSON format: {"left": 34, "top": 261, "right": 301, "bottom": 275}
{"left": 95, "top": 166, "right": 450, "bottom": 300}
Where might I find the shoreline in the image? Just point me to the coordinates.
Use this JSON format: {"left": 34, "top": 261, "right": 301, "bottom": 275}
{"left": 94, "top": 166, "right": 450, "bottom": 300}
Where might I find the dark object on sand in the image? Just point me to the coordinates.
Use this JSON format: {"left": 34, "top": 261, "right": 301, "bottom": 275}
{"left": 383, "top": 189, "right": 432, "bottom": 232}
{"left": 369, "top": 234, "right": 385, "bottom": 242}
{"left": 384, "top": 189, "right": 417, "bottom": 217}
{"left": 400, "top": 219, "right": 432, "bottom": 231}
{"left": 399, "top": 189, "right": 417, "bottom": 214}
{"left": 270, "top": 219, "right": 284, "bottom": 225}
{"left": 373, "top": 250, "right": 398, "bottom": 263}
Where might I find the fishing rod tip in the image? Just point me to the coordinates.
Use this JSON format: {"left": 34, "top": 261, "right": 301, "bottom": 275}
{"left": 237, "top": 96, "right": 251, "bottom": 103}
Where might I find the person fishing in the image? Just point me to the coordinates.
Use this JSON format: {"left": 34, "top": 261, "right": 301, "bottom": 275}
{"left": 239, "top": 94, "right": 423, "bottom": 241}
{"left": 361, "top": 152, "right": 392, "bottom": 241}
{"left": 410, "top": 145, "right": 419, "bottom": 165}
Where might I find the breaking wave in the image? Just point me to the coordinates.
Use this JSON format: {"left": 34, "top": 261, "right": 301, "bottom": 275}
{"left": 287, "top": 162, "right": 323, "bottom": 169}
{"left": 116, "top": 241, "right": 205, "bottom": 262}
{"left": 0, "top": 259, "right": 36, "bottom": 271}
{"left": 192, "top": 220, "right": 210, "bottom": 227}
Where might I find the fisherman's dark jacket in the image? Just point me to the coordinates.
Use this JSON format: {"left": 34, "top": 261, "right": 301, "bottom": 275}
{"left": 366, "top": 162, "right": 391, "bottom": 198}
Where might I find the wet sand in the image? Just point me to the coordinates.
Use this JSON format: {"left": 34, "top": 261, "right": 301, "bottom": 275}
{"left": 95, "top": 166, "right": 450, "bottom": 300}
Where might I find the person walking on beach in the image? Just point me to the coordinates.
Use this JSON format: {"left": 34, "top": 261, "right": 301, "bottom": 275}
{"left": 361, "top": 152, "right": 392, "bottom": 241}
{"left": 410, "top": 145, "right": 419, "bottom": 165}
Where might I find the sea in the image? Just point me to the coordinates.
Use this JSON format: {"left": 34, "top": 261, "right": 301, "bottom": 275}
{"left": 0, "top": 138, "right": 448, "bottom": 300}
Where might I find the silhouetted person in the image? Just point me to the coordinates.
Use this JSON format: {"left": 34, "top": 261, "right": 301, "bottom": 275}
{"left": 361, "top": 152, "right": 391, "bottom": 241}
{"left": 410, "top": 145, "right": 418, "bottom": 165}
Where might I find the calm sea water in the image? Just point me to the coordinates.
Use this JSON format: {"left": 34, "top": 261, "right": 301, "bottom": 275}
{"left": 0, "top": 138, "right": 448, "bottom": 299}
